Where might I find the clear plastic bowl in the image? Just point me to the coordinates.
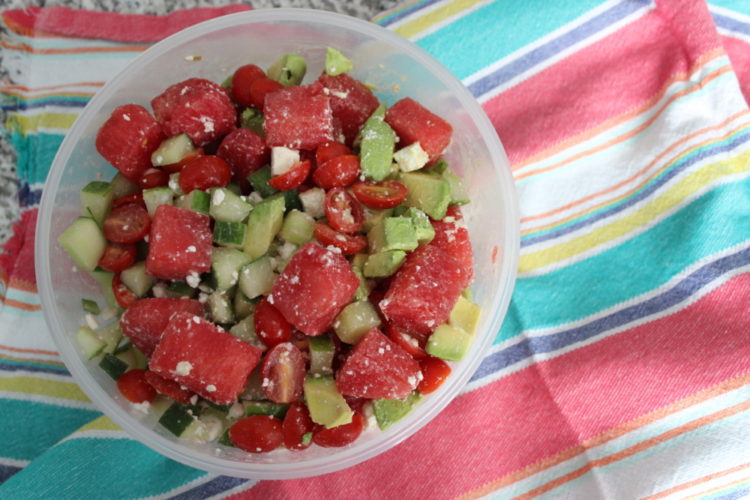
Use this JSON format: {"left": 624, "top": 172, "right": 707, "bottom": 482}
{"left": 35, "top": 8, "right": 519, "bottom": 479}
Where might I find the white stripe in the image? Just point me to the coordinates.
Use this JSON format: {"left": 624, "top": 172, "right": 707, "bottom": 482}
{"left": 57, "top": 429, "right": 130, "bottom": 444}
{"left": 0, "top": 348, "right": 62, "bottom": 365}
{"left": 0, "top": 390, "right": 95, "bottom": 411}
{"left": 0, "top": 369, "right": 71, "bottom": 383}
{"left": 710, "top": 4, "right": 750, "bottom": 25}
{"left": 408, "top": 0, "right": 496, "bottom": 42}
{"left": 0, "top": 457, "right": 30, "bottom": 469}
{"left": 463, "top": 240, "right": 750, "bottom": 393}
{"left": 385, "top": 0, "right": 459, "bottom": 31}
{"left": 716, "top": 25, "right": 750, "bottom": 45}
{"left": 658, "top": 466, "right": 750, "bottom": 500}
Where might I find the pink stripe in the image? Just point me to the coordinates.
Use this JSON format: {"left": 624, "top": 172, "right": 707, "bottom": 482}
{"left": 233, "top": 273, "right": 750, "bottom": 499}
{"left": 2, "top": 5, "right": 250, "bottom": 43}
{"left": 721, "top": 35, "right": 750, "bottom": 105}
{"left": 483, "top": 0, "right": 723, "bottom": 166}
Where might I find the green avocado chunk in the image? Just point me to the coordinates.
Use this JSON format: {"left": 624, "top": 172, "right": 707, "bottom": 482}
{"left": 399, "top": 171, "right": 452, "bottom": 220}
{"left": 373, "top": 392, "right": 423, "bottom": 430}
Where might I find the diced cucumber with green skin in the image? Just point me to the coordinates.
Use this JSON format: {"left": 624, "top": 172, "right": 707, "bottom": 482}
{"left": 279, "top": 209, "right": 314, "bottom": 245}
{"left": 208, "top": 291, "right": 234, "bottom": 324}
{"left": 309, "top": 334, "right": 335, "bottom": 375}
{"left": 221, "top": 74, "right": 233, "bottom": 90}
{"left": 113, "top": 338, "right": 132, "bottom": 355}
{"left": 233, "top": 290, "right": 257, "bottom": 320}
{"left": 244, "top": 195, "right": 285, "bottom": 259}
{"left": 449, "top": 296, "right": 481, "bottom": 334}
{"left": 425, "top": 158, "right": 449, "bottom": 175}
{"left": 81, "top": 298, "right": 100, "bottom": 315}
{"left": 362, "top": 208, "right": 393, "bottom": 233}
{"left": 211, "top": 247, "right": 252, "bottom": 292}
{"left": 218, "top": 429, "right": 235, "bottom": 447}
{"left": 210, "top": 188, "right": 253, "bottom": 223}
{"left": 159, "top": 403, "right": 197, "bottom": 436}
{"left": 373, "top": 392, "right": 422, "bottom": 430}
{"left": 267, "top": 53, "right": 307, "bottom": 86}
{"left": 325, "top": 47, "right": 353, "bottom": 76}
{"left": 151, "top": 134, "right": 194, "bottom": 166}
{"left": 228, "top": 315, "right": 266, "bottom": 350}
{"left": 240, "top": 108, "right": 264, "bottom": 136}
{"left": 80, "top": 181, "right": 114, "bottom": 226}
{"left": 116, "top": 345, "right": 146, "bottom": 370}
{"left": 110, "top": 172, "right": 140, "bottom": 199}
{"left": 247, "top": 165, "right": 276, "bottom": 198}
{"left": 120, "top": 261, "right": 156, "bottom": 297}
{"left": 99, "top": 353, "right": 128, "bottom": 380}
{"left": 143, "top": 187, "right": 173, "bottom": 217}
{"left": 304, "top": 375, "right": 353, "bottom": 429}
{"left": 213, "top": 220, "right": 247, "bottom": 248}
{"left": 333, "top": 300, "right": 382, "bottom": 344}
{"left": 96, "top": 321, "right": 123, "bottom": 354}
{"left": 168, "top": 172, "right": 183, "bottom": 196}
{"left": 167, "top": 281, "right": 195, "bottom": 298}
{"left": 176, "top": 190, "right": 210, "bottom": 214}
{"left": 360, "top": 105, "right": 397, "bottom": 182}
{"left": 226, "top": 183, "right": 242, "bottom": 196}
{"left": 363, "top": 250, "right": 406, "bottom": 278}
{"left": 135, "top": 240, "right": 149, "bottom": 261}
{"left": 58, "top": 217, "right": 107, "bottom": 272}
{"left": 426, "top": 324, "right": 472, "bottom": 361}
{"left": 405, "top": 207, "right": 435, "bottom": 245}
{"left": 148, "top": 396, "right": 175, "bottom": 421}
{"left": 301, "top": 432, "right": 313, "bottom": 446}
{"left": 244, "top": 402, "right": 288, "bottom": 419}
{"left": 282, "top": 190, "right": 303, "bottom": 213}
{"left": 367, "top": 217, "right": 418, "bottom": 253}
{"left": 89, "top": 268, "right": 118, "bottom": 309}
{"left": 352, "top": 265, "right": 372, "bottom": 301}
{"left": 77, "top": 326, "right": 106, "bottom": 359}
{"left": 238, "top": 256, "right": 275, "bottom": 300}
{"left": 399, "top": 172, "right": 452, "bottom": 220}
{"left": 442, "top": 168, "right": 470, "bottom": 206}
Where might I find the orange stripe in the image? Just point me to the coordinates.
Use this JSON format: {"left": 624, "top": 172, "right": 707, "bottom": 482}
{"left": 1, "top": 89, "right": 95, "bottom": 99}
{"left": 0, "top": 82, "right": 104, "bottom": 92}
{"left": 520, "top": 111, "right": 750, "bottom": 232}
{"left": 0, "top": 40, "right": 149, "bottom": 54}
{"left": 6, "top": 279, "right": 38, "bottom": 294}
{"left": 1, "top": 352, "right": 66, "bottom": 367}
{"left": 643, "top": 461, "right": 750, "bottom": 499}
{"left": 513, "top": 64, "right": 733, "bottom": 182}
{"left": 0, "top": 296, "right": 41, "bottom": 312}
{"left": 459, "top": 371, "right": 750, "bottom": 499}
{"left": 512, "top": 399, "right": 750, "bottom": 500}
{"left": 0, "top": 344, "right": 59, "bottom": 356}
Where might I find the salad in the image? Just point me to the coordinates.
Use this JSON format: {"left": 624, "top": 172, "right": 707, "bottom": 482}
{"left": 59, "top": 48, "right": 481, "bottom": 453}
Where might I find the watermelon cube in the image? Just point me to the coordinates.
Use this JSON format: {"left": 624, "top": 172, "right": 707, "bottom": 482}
{"left": 146, "top": 205, "right": 212, "bottom": 280}
{"left": 380, "top": 244, "right": 465, "bottom": 337}
{"left": 318, "top": 72, "right": 379, "bottom": 145}
{"left": 217, "top": 128, "right": 270, "bottom": 187}
{"left": 119, "top": 298, "right": 204, "bottom": 356}
{"left": 269, "top": 242, "right": 359, "bottom": 336}
{"left": 149, "top": 312, "right": 262, "bottom": 405}
{"left": 263, "top": 83, "right": 335, "bottom": 150}
{"left": 430, "top": 206, "right": 473, "bottom": 288}
{"left": 385, "top": 97, "right": 452, "bottom": 162}
{"left": 336, "top": 328, "right": 421, "bottom": 399}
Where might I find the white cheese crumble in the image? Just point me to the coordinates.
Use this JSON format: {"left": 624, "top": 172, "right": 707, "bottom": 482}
{"left": 248, "top": 191, "right": 264, "bottom": 204}
{"left": 277, "top": 242, "right": 297, "bottom": 261}
{"left": 212, "top": 188, "right": 226, "bottom": 206}
{"left": 151, "top": 282, "right": 168, "bottom": 298}
{"left": 298, "top": 187, "right": 326, "bottom": 219}
{"left": 84, "top": 314, "right": 99, "bottom": 330}
{"left": 122, "top": 114, "right": 131, "bottom": 122}
{"left": 271, "top": 146, "right": 300, "bottom": 176}
{"left": 394, "top": 142, "right": 429, "bottom": 172}
{"left": 132, "top": 401, "right": 150, "bottom": 413}
{"left": 186, "top": 245, "right": 197, "bottom": 253}
{"left": 175, "top": 361, "right": 193, "bottom": 376}
{"left": 330, "top": 90, "right": 349, "bottom": 99}
{"left": 190, "top": 394, "right": 199, "bottom": 405}
{"left": 206, "top": 384, "right": 217, "bottom": 392}
{"left": 186, "top": 271, "right": 201, "bottom": 288}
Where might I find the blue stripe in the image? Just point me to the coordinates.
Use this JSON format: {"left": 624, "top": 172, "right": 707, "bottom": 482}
{"left": 711, "top": 486, "right": 750, "bottom": 500}
{"left": 168, "top": 476, "right": 249, "bottom": 499}
{"left": 712, "top": 11, "right": 750, "bottom": 36}
{"left": 466, "top": 0, "right": 651, "bottom": 97}
{"left": 521, "top": 130, "right": 750, "bottom": 247}
{"left": 472, "top": 244, "right": 750, "bottom": 381}
{"left": 18, "top": 183, "right": 43, "bottom": 208}
{"left": 378, "top": 0, "right": 441, "bottom": 27}
{"left": 0, "top": 464, "right": 22, "bottom": 483}
{"left": 0, "top": 361, "right": 70, "bottom": 376}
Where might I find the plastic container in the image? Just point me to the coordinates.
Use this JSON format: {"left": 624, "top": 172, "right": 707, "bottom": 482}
{"left": 35, "top": 9, "right": 519, "bottom": 479}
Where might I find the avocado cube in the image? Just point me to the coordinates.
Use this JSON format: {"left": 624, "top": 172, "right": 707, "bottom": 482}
{"left": 333, "top": 300, "right": 382, "bottom": 344}
{"left": 373, "top": 392, "right": 422, "bottom": 430}
{"left": 363, "top": 250, "right": 406, "bottom": 278}
{"left": 359, "top": 105, "right": 397, "bottom": 182}
{"left": 449, "top": 296, "right": 481, "bottom": 334}
{"left": 399, "top": 172, "right": 451, "bottom": 220}
{"left": 304, "top": 375, "right": 353, "bottom": 429}
{"left": 426, "top": 324, "right": 472, "bottom": 361}
{"left": 405, "top": 207, "right": 435, "bottom": 245}
{"left": 325, "top": 47, "right": 353, "bottom": 76}
{"left": 442, "top": 168, "right": 470, "bottom": 206}
{"left": 309, "top": 334, "right": 335, "bottom": 375}
{"left": 368, "top": 217, "right": 418, "bottom": 253}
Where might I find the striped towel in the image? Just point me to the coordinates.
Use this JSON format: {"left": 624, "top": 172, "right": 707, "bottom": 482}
{"left": 2, "top": 1, "right": 750, "bottom": 498}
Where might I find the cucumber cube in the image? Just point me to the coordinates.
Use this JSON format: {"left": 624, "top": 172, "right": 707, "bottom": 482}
{"left": 207, "top": 291, "right": 234, "bottom": 324}
{"left": 159, "top": 403, "right": 196, "bottom": 436}
{"left": 89, "top": 269, "right": 118, "bottom": 309}
{"left": 240, "top": 108, "right": 264, "bottom": 136}
{"left": 143, "top": 187, "right": 173, "bottom": 217}
{"left": 279, "top": 209, "right": 315, "bottom": 245}
{"left": 176, "top": 190, "right": 210, "bottom": 214}
{"left": 58, "top": 217, "right": 107, "bottom": 272}
{"left": 76, "top": 326, "right": 106, "bottom": 359}
{"left": 247, "top": 165, "right": 277, "bottom": 198}
{"left": 151, "top": 134, "right": 194, "bottom": 166}
{"left": 325, "top": 47, "right": 353, "bottom": 76}
{"left": 233, "top": 290, "right": 257, "bottom": 320}
{"left": 110, "top": 172, "right": 140, "bottom": 199}
{"left": 96, "top": 321, "right": 123, "bottom": 354}
{"left": 238, "top": 256, "right": 275, "bottom": 300}
{"left": 210, "top": 188, "right": 253, "bottom": 223}
{"left": 80, "top": 181, "right": 114, "bottom": 225}
{"left": 244, "top": 195, "right": 285, "bottom": 259}
{"left": 309, "top": 334, "right": 335, "bottom": 375}
{"left": 333, "top": 300, "right": 382, "bottom": 344}
{"left": 211, "top": 247, "right": 252, "bottom": 292}
{"left": 244, "top": 402, "right": 288, "bottom": 419}
{"left": 167, "top": 281, "right": 195, "bottom": 298}
{"left": 99, "top": 353, "right": 128, "bottom": 380}
{"left": 359, "top": 105, "right": 397, "bottom": 182}
{"left": 228, "top": 315, "right": 266, "bottom": 351}
{"left": 120, "top": 261, "right": 156, "bottom": 297}
{"left": 81, "top": 298, "right": 100, "bottom": 315}
{"left": 267, "top": 53, "right": 307, "bottom": 87}
{"left": 213, "top": 221, "right": 247, "bottom": 248}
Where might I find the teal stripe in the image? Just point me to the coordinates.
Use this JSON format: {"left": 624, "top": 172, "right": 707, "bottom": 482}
{"left": 499, "top": 176, "right": 750, "bottom": 343}
{"left": 1, "top": 438, "right": 206, "bottom": 499}
{"left": 415, "top": 0, "right": 609, "bottom": 80}
{"left": 9, "top": 131, "right": 63, "bottom": 185}
{"left": 0, "top": 399, "right": 98, "bottom": 462}
{"left": 709, "top": 0, "right": 750, "bottom": 14}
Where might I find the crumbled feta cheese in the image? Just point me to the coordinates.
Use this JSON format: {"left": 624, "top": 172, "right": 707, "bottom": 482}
{"left": 271, "top": 146, "right": 300, "bottom": 176}
{"left": 228, "top": 402, "right": 245, "bottom": 419}
{"left": 277, "top": 242, "right": 297, "bottom": 261}
{"left": 151, "top": 282, "right": 168, "bottom": 298}
{"left": 175, "top": 361, "right": 193, "bottom": 376}
{"left": 206, "top": 384, "right": 217, "bottom": 392}
{"left": 192, "top": 316, "right": 201, "bottom": 324}
{"left": 248, "top": 191, "right": 264, "bottom": 204}
{"left": 330, "top": 90, "right": 349, "bottom": 99}
{"left": 200, "top": 116, "right": 214, "bottom": 133}
{"left": 378, "top": 347, "right": 385, "bottom": 355}
{"left": 394, "top": 142, "right": 429, "bottom": 172}
{"left": 198, "top": 292, "right": 209, "bottom": 304}
{"left": 84, "top": 314, "right": 99, "bottom": 330}
{"left": 298, "top": 187, "right": 326, "bottom": 218}
{"left": 122, "top": 114, "right": 131, "bottom": 122}
{"left": 186, "top": 271, "right": 201, "bottom": 288}
{"left": 100, "top": 307, "right": 116, "bottom": 321}
{"left": 132, "top": 401, "right": 150, "bottom": 413}
{"left": 190, "top": 394, "right": 199, "bottom": 405}
{"left": 186, "top": 245, "right": 197, "bottom": 253}
{"left": 212, "top": 189, "right": 225, "bottom": 206}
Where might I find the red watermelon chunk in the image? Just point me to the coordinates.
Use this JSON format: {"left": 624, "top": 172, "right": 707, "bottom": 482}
{"left": 269, "top": 242, "right": 359, "bottom": 336}
{"left": 317, "top": 72, "right": 379, "bottom": 145}
{"left": 151, "top": 78, "right": 236, "bottom": 147}
{"left": 150, "top": 312, "right": 262, "bottom": 405}
{"left": 146, "top": 205, "right": 212, "bottom": 280}
{"left": 380, "top": 244, "right": 464, "bottom": 337}
{"left": 119, "top": 298, "right": 204, "bottom": 356}
{"left": 95, "top": 104, "right": 164, "bottom": 180}
{"left": 385, "top": 97, "right": 452, "bottom": 162}
{"left": 217, "top": 128, "right": 270, "bottom": 187}
{"left": 430, "top": 205, "right": 473, "bottom": 288}
{"left": 263, "top": 83, "right": 335, "bottom": 150}
{"left": 336, "top": 328, "right": 421, "bottom": 399}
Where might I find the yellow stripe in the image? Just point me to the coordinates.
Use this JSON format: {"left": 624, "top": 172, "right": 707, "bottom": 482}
{"left": 6, "top": 112, "right": 79, "bottom": 135}
{"left": 77, "top": 415, "right": 120, "bottom": 433}
{"left": 394, "top": 0, "right": 486, "bottom": 39}
{"left": 687, "top": 476, "right": 750, "bottom": 499}
{"left": 519, "top": 149, "right": 750, "bottom": 274}
{"left": 0, "top": 376, "right": 90, "bottom": 403}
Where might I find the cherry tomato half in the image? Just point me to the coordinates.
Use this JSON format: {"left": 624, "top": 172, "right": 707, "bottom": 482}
{"left": 231, "top": 64, "right": 267, "bottom": 108}
{"left": 352, "top": 180, "right": 408, "bottom": 210}
{"left": 312, "top": 412, "right": 364, "bottom": 448}
{"left": 268, "top": 160, "right": 311, "bottom": 191}
{"left": 103, "top": 203, "right": 151, "bottom": 244}
{"left": 178, "top": 155, "right": 232, "bottom": 194}
{"left": 418, "top": 357, "right": 452, "bottom": 395}
{"left": 98, "top": 242, "right": 137, "bottom": 273}
{"left": 315, "top": 141, "right": 352, "bottom": 167}
{"left": 313, "top": 222, "right": 367, "bottom": 255}
{"left": 112, "top": 273, "right": 138, "bottom": 309}
{"left": 260, "top": 342, "right": 306, "bottom": 404}
{"left": 254, "top": 297, "right": 292, "bottom": 349}
{"left": 161, "top": 148, "right": 204, "bottom": 174}
{"left": 282, "top": 403, "right": 315, "bottom": 450}
{"left": 229, "top": 415, "right": 284, "bottom": 453}
{"left": 138, "top": 168, "right": 169, "bottom": 190}
{"left": 386, "top": 323, "right": 427, "bottom": 360}
{"left": 249, "top": 77, "right": 284, "bottom": 111}
{"left": 313, "top": 155, "right": 360, "bottom": 189}
{"left": 325, "top": 187, "right": 363, "bottom": 234}
{"left": 112, "top": 192, "right": 145, "bottom": 209}
{"left": 143, "top": 370, "right": 196, "bottom": 405}
{"left": 117, "top": 369, "right": 157, "bottom": 403}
